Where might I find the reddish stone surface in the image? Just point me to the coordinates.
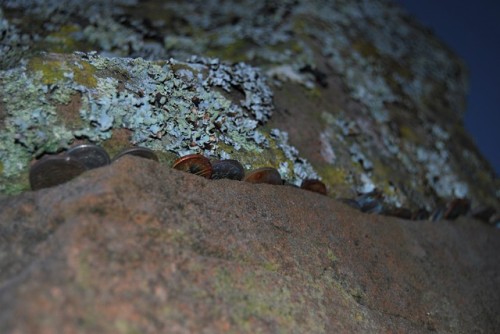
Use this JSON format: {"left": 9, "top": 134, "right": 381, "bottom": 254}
{"left": 0, "top": 156, "right": 499, "bottom": 333}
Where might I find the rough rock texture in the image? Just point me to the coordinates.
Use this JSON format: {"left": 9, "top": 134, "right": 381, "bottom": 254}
{"left": 1, "top": 0, "right": 500, "bottom": 332}
{"left": 0, "top": 156, "right": 499, "bottom": 333}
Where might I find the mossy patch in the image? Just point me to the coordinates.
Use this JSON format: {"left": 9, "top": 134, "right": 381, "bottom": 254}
{"left": 28, "top": 56, "right": 97, "bottom": 87}
{"left": 114, "top": 319, "right": 141, "bottom": 334}
{"left": 214, "top": 267, "right": 296, "bottom": 331}
{"left": 351, "top": 38, "right": 380, "bottom": 60}
{"left": 399, "top": 125, "right": 419, "bottom": 144}
{"left": 217, "top": 138, "right": 284, "bottom": 170}
{"left": 28, "top": 57, "right": 67, "bottom": 85}
{"left": 318, "top": 166, "right": 348, "bottom": 186}
{"left": 72, "top": 61, "right": 98, "bottom": 88}
{"left": 316, "top": 166, "right": 355, "bottom": 198}
{"left": 101, "top": 128, "right": 134, "bottom": 158}
{"left": 0, "top": 173, "right": 30, "bottom": 195}
{"left": 326, "top": 248, "right": 338, "bottom": 263}
{"left": 306, "top": 86, "right": 323, "bottom": 99}
{"left": 76, "top": 250, "right": 93, "bottom": 288}
{"left": 41, "top": 24, "right": 86, "bottom": 54}
{"left": 206, "top": 38, "right": 252, "bottom": 63}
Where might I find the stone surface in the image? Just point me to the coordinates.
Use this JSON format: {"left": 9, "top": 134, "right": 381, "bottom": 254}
{"left": 1, "top": 0, "right": 499, "bottom": 214}
{"left": 1, "top": 1, "right": 500, "bottom": 332}
{"left": 0, "top": 156, "right": 499, "bottom": 333}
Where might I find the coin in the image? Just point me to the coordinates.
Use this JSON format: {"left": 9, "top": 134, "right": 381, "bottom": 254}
{"left": 356, "top": 191, "right": 384, "bottom": 214}
{"left": 211, "top": 159, "right": 244, "bottom": 180}
{"left": 66, "top": 144, "right": 111, "bottom": 169}
{"left": 471, "top": 206, "right": 495, "bottom": 222}
{"left": 381, "top": 207, "right": 412, "bottom": 219}
{"left": 300, "top": 179, "right": 327, "bottom": 195}
{"left": 443, "top": 198, "right": 470, "bottom": 220}
{"left": 112, "top": 147, "right": 159, "bottom": 162}
{"left": 243, "top": 167, "right": 282, "bottom": 185}
{"left": 172, "top": 154, "right": 212, "bottom": 178}
{"left": 29, "top": 156, "right": 87, "bottom": 190}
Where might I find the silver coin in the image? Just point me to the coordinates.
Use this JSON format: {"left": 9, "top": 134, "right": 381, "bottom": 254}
{"left": 66, "top": 144, "right": 111, "bottom": 169}
{"left": 211, "top": 159, "right": 244, "bottom": 180}
{"left": 112, "top": 147, "right": 159, "bottom": 162}
{"left": 29, "top": 156, "right": 87, "bottom": 190}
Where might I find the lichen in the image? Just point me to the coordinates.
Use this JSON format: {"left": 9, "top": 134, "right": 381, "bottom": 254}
{"left": 0, "top": 63, "right": 76, "bottom": 183}
{"left": 0, "top": 52, "right": 320, "bottom": 194}
{"left": 0, "top": 0, "right": 497, "bottom": 212}
{"left": 213, "top": 267, "right": 327, "bottom": 333}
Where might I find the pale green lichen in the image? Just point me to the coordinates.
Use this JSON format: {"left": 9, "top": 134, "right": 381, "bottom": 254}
{"left": 0, "top": 65, "right": 75, "bottom": 176}
{"left": 0, "top": 52, "right": 320, "bottom": 195}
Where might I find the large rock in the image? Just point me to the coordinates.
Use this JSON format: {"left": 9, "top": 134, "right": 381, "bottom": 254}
{"left": 1, "top": 0, "right": 499, "bottom": 332}
{"left": 1, "top": 0, "right": 499, "bottom": 213}
{"left": 0, "top": 156, "right": 499, "bottom": 333}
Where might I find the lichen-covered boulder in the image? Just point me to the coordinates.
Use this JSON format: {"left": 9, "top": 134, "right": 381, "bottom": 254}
{"left": 1, "top": 0, "right": 498, "bottom": 216}
{"left": 1, "top": 0, "right": 500, "bottom": 332}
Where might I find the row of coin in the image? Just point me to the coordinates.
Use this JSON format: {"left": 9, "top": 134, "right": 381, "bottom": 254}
{"left": 29, "top": 144, "right": 327, "bottom": 194}
{"left": 28, "top": 144, "right": 498, "bottom": 225}
{"left": 171, "top": 153, "right": 327, "bottom": 195}
{"left": 339, "top": 190, "right": 499, "bottom": 225}
{"left": 29, "top": 145, "right": 158, "bottom": 190}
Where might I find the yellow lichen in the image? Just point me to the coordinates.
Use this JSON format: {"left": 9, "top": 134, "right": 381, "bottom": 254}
{"left": 28, "top": 57, "right": 66, "bottom": 84}
{"left": 217, "top": 132, "right": 291, "bottom": 172}
{"left": 205, "top": 39, "right": 250, "bottom": 63}
{"left": 306, "top": 86, "right": 323, "bottom": 99}
{"left": 292, "top": 17, "right": 307, "bottom": 33}
{"left": 318, "top": 166, "right": 348, "bottom": 186}
{"left": 399, "top": 125, "right": 420, "bottom": 143}
{"left": 351, "top": 38, "right": 380, "bottom": 59}
{"left": 72, "top": 61, "right": 98, "bottom": 88}
{"left": 27, "top": 56, "right": 97, "bottom": 87}
{"left": 213, "top": 268, "right": 297, "bottom": 331}
{"left": 42, "top": 24, "right": 82, "bottom": 53}
{"left": 326, "top": 248, "right": 338, "bottom": 262}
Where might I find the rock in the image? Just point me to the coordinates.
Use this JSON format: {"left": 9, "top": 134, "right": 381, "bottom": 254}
{"left": 1, "top": 1, "right": 500, "bottom": 332}
{"left": 1, "top": 0, "right": 499, "bottom": 213}
{"left": 0, "top": 156, "right": 499, "bottom": 333}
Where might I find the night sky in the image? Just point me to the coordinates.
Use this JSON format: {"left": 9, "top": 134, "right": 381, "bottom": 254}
{"left": 394, "top": 0, "right": 500, "bottom": 176}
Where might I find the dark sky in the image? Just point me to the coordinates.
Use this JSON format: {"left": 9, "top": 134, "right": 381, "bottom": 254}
{"left": 394, "top": 0, "right": 500, "bottom": 176}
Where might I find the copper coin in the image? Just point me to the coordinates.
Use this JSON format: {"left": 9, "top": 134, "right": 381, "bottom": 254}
{"left": 211, "top": 159, "right": 244, "bottom": 180}
{"left": 243, "top": 167, "right": 282, "bottom": 185}
{"left": 66, "top": 144, "right": 110, "bottom": 169}
{"left": 172, "top": 154, "right": 212, "bottom": 178}
{"left": 29, "top": 156, "right": 87, "bottom": 190}
{"left": 112, "top": 147, "right": 159, "bottom": 162}
{"left": 443, "top": 198, "right": 470, "bottom": 220}
{"left": 382, "top": 207, "right": 412, "bottom": 219}
{"left": 300, "top": 179, "right": 327, "bottom": 195}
